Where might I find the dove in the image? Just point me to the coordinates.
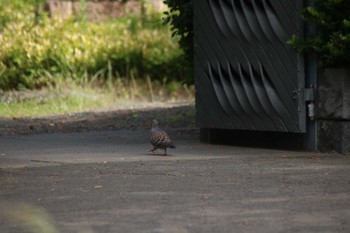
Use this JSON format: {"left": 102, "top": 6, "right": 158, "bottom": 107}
{"left": 149, "top": 119, "right": 176, "bottom": 155}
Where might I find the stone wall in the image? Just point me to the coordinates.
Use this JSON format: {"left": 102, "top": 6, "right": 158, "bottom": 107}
{"left": 316, "top": 68, "right": 350, "bottom": 153}
{"left": 44, "top": 0, "right": 164, "bottom": 21}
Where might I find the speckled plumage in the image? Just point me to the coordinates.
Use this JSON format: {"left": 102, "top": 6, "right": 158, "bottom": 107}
{"left": 149, "top": 119, "right": 176, "bottom": 155}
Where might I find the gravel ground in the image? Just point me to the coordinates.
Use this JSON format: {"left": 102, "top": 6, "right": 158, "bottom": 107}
{"left": 1, "top": 131, "right": 349, "bottom": 233}
{"left": 0, "top": 103, "right": 196, "bottom": 136}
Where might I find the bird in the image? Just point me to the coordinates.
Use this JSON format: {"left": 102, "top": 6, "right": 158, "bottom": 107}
{"left": 149, "top": 119, "right": 176, "bottom": 155}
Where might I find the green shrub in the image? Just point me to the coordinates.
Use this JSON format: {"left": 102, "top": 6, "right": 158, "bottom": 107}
{"left": 288, "top": 0, "right": 350, "bottom": 68}
{"left": 163, "top": 0, "right": 193, "bottom": 61}
{"left": 163, "top": 0, "right": 193, "bottom": 84}
{"left": 0, "top": 1, "right": 32, "bottom": 30}
{"left": 0, "top": 1, "right": 190, "bottom": 90}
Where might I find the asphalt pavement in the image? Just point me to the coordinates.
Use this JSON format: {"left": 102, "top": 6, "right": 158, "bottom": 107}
{"left": 0, "top": 129, "right": 350, "bottom": 233}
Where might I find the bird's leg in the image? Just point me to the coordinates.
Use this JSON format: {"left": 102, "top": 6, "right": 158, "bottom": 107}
{"left": 148, "top": 147, "right": 156, "bottom": 154}
{"left": 164, "top": 148, "right": 167, "bottom": 156}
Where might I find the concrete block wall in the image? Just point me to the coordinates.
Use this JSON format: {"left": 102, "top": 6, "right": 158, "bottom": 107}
{"left": 316, "top": 69, "right": 350, "bottom": 153}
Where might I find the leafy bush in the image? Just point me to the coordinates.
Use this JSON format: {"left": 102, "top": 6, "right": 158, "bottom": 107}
{"left": 163, "top": 0, "right": 193, "bottom": 61}
{"left": 0, "top": 0, "right": 190, "bottom": 90}
{"left": 163, "top": 0, "right": 193, "bottom": 84}
{"left": 0, "top": 0, "right": 35, "bottom": 31}
{"left": 288, "top": 0, "right": 350, "bottom": 68}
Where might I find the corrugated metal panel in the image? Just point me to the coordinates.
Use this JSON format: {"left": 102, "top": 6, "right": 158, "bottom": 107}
{"left": 194, "top": 0, "right": 305, "bottom": 132}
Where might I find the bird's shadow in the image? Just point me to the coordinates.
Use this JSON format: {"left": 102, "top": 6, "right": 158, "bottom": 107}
{"left": 142, "top": 152, "right": 175, "bottom": 157}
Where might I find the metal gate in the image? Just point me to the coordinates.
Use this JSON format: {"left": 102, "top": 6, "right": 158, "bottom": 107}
{"left": 194, "top": 0, "right": 309, "bottom": 133}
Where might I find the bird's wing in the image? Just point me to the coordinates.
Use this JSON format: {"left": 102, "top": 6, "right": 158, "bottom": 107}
{"left": 150, "top": 128, "right": 174, "bottom": 147}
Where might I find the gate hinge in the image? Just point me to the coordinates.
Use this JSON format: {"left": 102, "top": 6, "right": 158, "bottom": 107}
{"left": 304, "top": 86, "right": 315, "bottom": 120}
{"left": 293, "top": 86, "right": 315, "bottom": 120}
{"left": 303, "top": 86, "right": 315, "bottom": 102}
{"left": 292, "top": 86, "right": 315, "bottom": 102}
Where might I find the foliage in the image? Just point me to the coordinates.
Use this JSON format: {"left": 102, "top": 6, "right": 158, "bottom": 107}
{"left": 0, "top": 0, "right": 34, "bottom": 30}
{"left": 288, "top": 0, "right": 350, "bottom": 68}
{"left": 163, "top": 0, "right": 193, "bottom": 83}
{"left": 0, "top": 0, "right": 190, "bottom": 90}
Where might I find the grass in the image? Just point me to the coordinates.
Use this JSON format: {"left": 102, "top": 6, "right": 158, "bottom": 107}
{"left": 0, "top": 79, "right": 195, "bottom": 118}
{"left": 0, "top": 1, "right": 194, "bottom": 118}
{"left": 0, "top": 0, "right": 191, "bottom": 90}
{"left": 0, "top": 202, "right": 59, "bottom": 233}
{"left": 0, "top": 16, "right": 188, "bottom": 90}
